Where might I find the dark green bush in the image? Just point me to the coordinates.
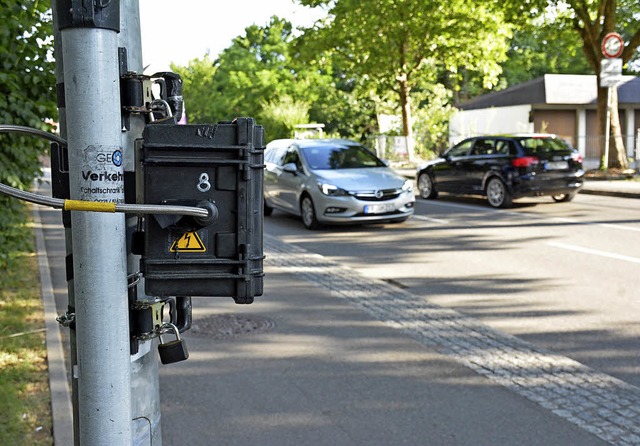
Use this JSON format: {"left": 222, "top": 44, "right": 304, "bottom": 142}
{"left": 0, "top": 1, "right": 56, "bottom": 263}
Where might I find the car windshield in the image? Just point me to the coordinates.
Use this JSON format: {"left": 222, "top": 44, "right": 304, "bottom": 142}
{"left": 301, "top": 144, "right": 385, "bottom": 170}
{"left": 516, "top": 137, "right": 573, "bottom": 155}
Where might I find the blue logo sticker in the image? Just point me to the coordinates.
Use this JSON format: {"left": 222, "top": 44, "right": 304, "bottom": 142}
{"left": 112, "top": 150, "right": 123, "bottom": 167}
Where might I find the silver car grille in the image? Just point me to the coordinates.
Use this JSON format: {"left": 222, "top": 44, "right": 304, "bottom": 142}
{"left": 353, "top": 188, "right": 401, "bottom": 202}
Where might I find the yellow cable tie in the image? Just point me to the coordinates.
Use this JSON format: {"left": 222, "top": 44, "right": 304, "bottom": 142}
{"left": 63, "top": 200, "right": 117, "bottom": 213}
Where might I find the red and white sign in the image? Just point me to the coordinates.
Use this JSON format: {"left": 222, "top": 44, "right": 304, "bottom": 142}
{"left": 602, "top": 32, "right": 624, "bottom": 58}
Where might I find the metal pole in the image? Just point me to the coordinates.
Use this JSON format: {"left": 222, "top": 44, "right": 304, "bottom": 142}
{"left": 119, "top": 1, "right": 163, "bottom": 443}
{"left": 49, "top": 4, "right": 80, "bottom": 443}
{"left": 61, "top": 15, "right": 133, "bottom": 446}
{"left": 636, "top": 128, "right": 640, "bottom": 172}
{"left": 603, "top": 86, "right": 612, "bottom": 170}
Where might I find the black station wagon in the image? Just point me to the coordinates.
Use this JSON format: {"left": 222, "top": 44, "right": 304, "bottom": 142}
{"left": 416, "top": 134, "right": 585, "bottom": 208}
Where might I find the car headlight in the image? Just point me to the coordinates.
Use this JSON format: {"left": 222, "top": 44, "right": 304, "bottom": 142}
{"left": 402, "top": 179, "right": 414, "bottom": 192}
{"left": 318, "top": 183, "right": 349, "bottom": 196}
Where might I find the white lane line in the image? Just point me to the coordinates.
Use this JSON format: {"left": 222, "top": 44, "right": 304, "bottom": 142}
{"left": 551, "top": 216, "right": 640, "bottom": 233}
{"left": 600, "top": 223, "right": 640, "bottom": 233}
{"left": 414, "top": 199, "right": 494, "bottom": 212}
{"left": 411, "top": 214, "right": 449, "bottom": 224}
{"left": 547, "top": 241, "right": 640, "bottom": 264}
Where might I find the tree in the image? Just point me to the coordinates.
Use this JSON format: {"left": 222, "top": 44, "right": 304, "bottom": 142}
{"left": 0, "top": 0, "right": 56, "bottom": 261}
{"left": 297, "top": 0, "right": 512, "bottom": 153}
{"left": 552, "top": 0, "right": 640, "bottom": 169}
{"left": 171, "top": 55, "right": 219, "bottom": 123}
{"left": 173, "top": 16, "right": 377, "bottom": 141}
{"left": 175, "top": 18, "right": 312, "bottom": 140}
{"left": 500, "top": 10, "right": 593, "bottom": 87}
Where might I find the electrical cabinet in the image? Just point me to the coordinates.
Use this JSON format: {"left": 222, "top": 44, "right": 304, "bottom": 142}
{"left": 138, "top": 118, "right": 264, "bottom": 304}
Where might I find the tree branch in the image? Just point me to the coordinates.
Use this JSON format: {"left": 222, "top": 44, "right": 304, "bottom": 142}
{"left": 601, "top": 0, "right": 616, "bottom": 36}
{"left": 622, "top": 28, "right": 640, "bottom": 63}
{"left": 572, "top": 15, "right": 600, "bottom": 72}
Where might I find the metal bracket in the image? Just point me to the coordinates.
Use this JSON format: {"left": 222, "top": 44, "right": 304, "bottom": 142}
{"left": 57, "top": 310, "right": 76, "bottom": 329}
{"left": 130, "top": 300, "right": 166, "bottom": 341}
{"left": 119, "top": 70, "right": 183, "bottom": 126}
{"left": 56, "top": 0, "right": 120, "bottom": 32}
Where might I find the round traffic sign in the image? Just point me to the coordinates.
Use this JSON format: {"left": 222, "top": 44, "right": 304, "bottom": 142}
{"left": 602, "top": 32, "right": 624, "bottom": 58}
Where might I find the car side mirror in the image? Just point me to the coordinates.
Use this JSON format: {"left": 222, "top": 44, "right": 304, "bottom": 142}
{"left": 283, "top": 163, "right": 298, "bottom": 174}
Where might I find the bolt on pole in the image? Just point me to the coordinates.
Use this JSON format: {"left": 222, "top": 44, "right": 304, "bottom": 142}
{"left": 57, "top": 1, "right": 133, "bottom": 443}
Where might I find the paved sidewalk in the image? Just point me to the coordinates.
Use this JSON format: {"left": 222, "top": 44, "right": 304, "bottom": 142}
{"left": 159, "top": 240, "right": 612, "bottom": 446}
{"left": 580, "top": 179, "right": 640, "bottom": 199}
{"left": 36, "top": 175, "right": 640, "bottom": 445}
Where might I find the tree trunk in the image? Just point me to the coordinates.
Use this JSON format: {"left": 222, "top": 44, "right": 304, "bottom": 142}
{"left": 398, "top": 77, "right": 415, "bottom": 162}
{"left": 597, "top": 83, "right": 608, "bottom": 169}
{"left": 608, "top": 87, "right": 629, "bottom": 169}
{"left": 596, "top": 83, "right": 628, "bottom": 170}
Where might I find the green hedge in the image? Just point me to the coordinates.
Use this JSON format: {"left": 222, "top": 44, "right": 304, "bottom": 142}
{"left": 0, "top": 1, "right": 56, "bottom": 263}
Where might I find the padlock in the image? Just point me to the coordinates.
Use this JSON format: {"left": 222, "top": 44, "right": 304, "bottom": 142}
{"left": 157, "top": 322, "right": 189, "bottom": 365}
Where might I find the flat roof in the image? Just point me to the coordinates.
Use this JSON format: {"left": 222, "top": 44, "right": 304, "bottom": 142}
{"left": 457, "top": 74, "right": 640, "bottom": 110}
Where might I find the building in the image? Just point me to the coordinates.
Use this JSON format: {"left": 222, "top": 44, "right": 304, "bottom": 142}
{"left": 450, "top": 74, "right": 640, "bottom": 169}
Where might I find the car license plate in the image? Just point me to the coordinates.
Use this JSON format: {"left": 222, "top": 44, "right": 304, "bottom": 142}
{"left": 364, "top": 203, "right": 396, "bottom": 214}
{"left": 546, "top": 161, "right": 568, "bottom": 170}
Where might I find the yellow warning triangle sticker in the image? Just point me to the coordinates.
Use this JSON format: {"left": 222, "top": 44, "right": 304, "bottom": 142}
{"left": 170, "top": 231, "right": 206, "bottom": 252}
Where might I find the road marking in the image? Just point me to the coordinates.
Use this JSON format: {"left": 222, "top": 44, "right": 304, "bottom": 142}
{"left": 411, "top": 214, "right": 449, "bottom": 224}
{"left": 415, "top": 199, "right": 494, "bottom": 212}
{"left": 600, "top": 222, "right": 640, "bottom": 232}
{"left": 551, "top": 216, "right": 640, "bottom": 233}
{"left": 547, "top": 241, "right": 640, "bottom": 264}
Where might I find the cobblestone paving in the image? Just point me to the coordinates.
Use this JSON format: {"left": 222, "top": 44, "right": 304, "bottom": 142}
{"left": 265, "top": 234, "right": 640, "bottom": 446}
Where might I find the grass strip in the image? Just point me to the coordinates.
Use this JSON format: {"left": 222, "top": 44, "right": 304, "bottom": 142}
{"left": 0, "top": 209, "right": 53, "bottom": 445}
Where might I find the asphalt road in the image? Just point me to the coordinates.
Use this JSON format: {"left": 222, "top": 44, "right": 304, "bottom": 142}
{"left": 264, "top": 192, "right": 640, "bottom": 389}
{"left": 37, "top": 176, "right": 639, "bottom": 445}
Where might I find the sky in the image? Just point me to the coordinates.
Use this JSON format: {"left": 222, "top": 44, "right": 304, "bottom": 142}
{"left": 139, "top": 0, "right": 325, "bottom": 72}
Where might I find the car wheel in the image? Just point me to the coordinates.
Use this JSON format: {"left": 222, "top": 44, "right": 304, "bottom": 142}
{"left": 417, "top": 172, "right": 438, "bottom": 199}
{"left": 486, "top": 178, "right": 512, "bottom": 208}
{"left": 300, "top": 195, "right": 321, "bottom": 230}
{"left": 263, "top": 198, "right": 273, "bottom": 216}
{"left": 552, "top": 192, "right": 576, "bottom": 203}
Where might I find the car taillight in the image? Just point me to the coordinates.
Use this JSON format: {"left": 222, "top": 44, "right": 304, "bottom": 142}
{"left": 512, "top": 156, "right": 539, "bottom": 167}
{"left": 571, "top": 153, "right": 583, "bottom": 163}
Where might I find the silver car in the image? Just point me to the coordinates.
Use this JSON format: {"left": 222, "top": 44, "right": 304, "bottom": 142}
{"left": 264, "top": 139, "right": 415, "bottom": 229}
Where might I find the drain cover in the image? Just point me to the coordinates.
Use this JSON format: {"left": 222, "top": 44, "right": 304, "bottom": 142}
{"left": 189, "top": 314, "right": 275, "bottom": 340}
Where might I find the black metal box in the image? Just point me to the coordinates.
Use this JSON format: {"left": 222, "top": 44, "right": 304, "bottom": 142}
{"left": 139, "top": 118, "right": 264, "bottom": 304}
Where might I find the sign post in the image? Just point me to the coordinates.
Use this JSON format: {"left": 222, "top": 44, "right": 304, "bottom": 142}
{"left": 600, "top": 32, "right": 624, "bottom": 169}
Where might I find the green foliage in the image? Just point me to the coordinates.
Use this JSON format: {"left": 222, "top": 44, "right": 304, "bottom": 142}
{"left": 210, "top": 16, "right": 296, "bottom": 127}
{"left": 174, "top": 0, "right": 640, "bottom": 158}
{"left": 412, "top": 84, "right": 456, "bottom": 157}
{"left": 500, "top": 14, "right": 592, "bottom": 87}
{"left": 301, "top": 59, "right": 380, "bottom": 140}
{"left": 259, "top": 95, "right": 310, "bottom": 139}
{"left": 173, "top": 16, "right": 376, "bottom": 142}
{"left": 0, "top": 0, "right": 56, "bottom": 258}
{"left": 297, "top": 0, "right": 512, "bottom": 138}
{"left": 171, "top": 55, "right": 218, "bottom": 123}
